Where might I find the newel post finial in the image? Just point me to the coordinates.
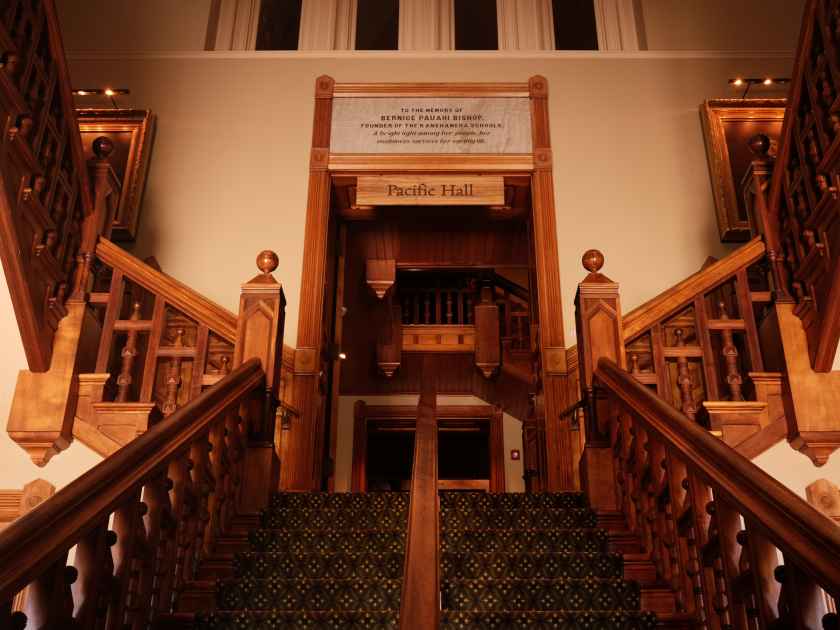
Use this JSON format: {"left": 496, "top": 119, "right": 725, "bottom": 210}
{"left": 234, "top": 249, "right": 286, "bottom": 508}
{"left": 575, "top": 248, "right": 624, "bottom": 512}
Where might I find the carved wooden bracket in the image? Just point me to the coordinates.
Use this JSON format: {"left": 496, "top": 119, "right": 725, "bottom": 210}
{"left": 366, "top": 259, "right": 396, "bottom": 299}
{"left": 377, "top": 305, "right": 402, "bottom": 378}
{"left": 474, "top": 285, "right": 501, "bottom": 378}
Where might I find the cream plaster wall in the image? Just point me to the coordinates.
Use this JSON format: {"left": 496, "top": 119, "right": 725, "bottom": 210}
{"left": 56, "top": 0, "right": 213, "bottom": 51}
{"left": 754, "top": 442, "right": 840, "bottom": 501}
{"left": 0, "top": 271, "right": 101, "bottom": 490}
{"left": 334, "top": 394, "right": 525, "bottom": 493}
{"left": 639, "top": 0, "right": 806, "bottom": 51}
{"left": 62, "top": 53, "right": 791, "bottom": 346}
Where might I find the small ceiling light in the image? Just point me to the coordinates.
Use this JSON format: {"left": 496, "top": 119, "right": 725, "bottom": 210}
{"left": 763, "top": 78, "right": 773, "bottom": 85}
{"left": 338, "top": 352, "right": 347, "bottom": 360}
{"left": 75, "top": 90, "right": 88, "bottom": 95}
{"left": 104, "top": 88, "right": 115, "bottom": 96}
{"left": 732, "top": 78, "right": 744, "bottom": 86}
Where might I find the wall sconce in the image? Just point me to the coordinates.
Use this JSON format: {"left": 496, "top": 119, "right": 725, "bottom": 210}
{"left": 729, "top": 77, "right": 790, "bottom": 98}
{"left": 72, "top": 87, "right": 131, "bottom": 108}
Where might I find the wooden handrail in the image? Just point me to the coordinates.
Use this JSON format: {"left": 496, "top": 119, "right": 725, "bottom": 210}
{"left": 96, "top": 238, "right": 238, "bottom": 342}
{"left": 595, "top": 357, "right": 840, "bottom": 599}
{"left": 0, "top": 358, "right": 264, "bottom": 603}
{"left": 399, "top": 357, "right": 440, "bottom": 628}
{"left": 622, "top": 237, "right": 765, "bottom": 341}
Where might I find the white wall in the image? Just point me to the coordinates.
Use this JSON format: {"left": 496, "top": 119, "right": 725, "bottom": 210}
{"left": 56, "top": 0, "right": 213, "bottom": 51}
{"left": 639, "top": 0, "right": 805, "bottom": 51}
{"left": 0, "top": 271, "right": 101, "bottom": 489}
{"left": 334, "top": 394, "right": 525, "bottom": 493}
{"left": 754, "top": 442, "right": 840, "bottom": 501}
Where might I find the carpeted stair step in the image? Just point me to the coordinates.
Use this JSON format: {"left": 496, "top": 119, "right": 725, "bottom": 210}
{"left": 440, "top": 610, "right": 659, "bottom": 629}
{"left": 248, "top": 528, "right": 406, "bottom": 553}
{"left": 216, "top": 577, "right": 403, "bottom": 611}
{"left": 441, "top": 551, "right": 624, "bottom": 580}
{"left": 194, "top": 610, "right": 399, "bottom": 629}
{"left": 441, "top": 527, "right": 609, "bottom": 553}
{"left": 233, "top": 551, "right": 404, "bottom": 580}
{"left": 267, "top": 492, "right": 408, "bottom": 511}
{"left": 260, "top": 507, "right": 407, "bottom": 529}
{"left": 440, "top": 506, "right": 597, "bottom": 529}
{"left": 440, "top": 577, "right": 642, "bottom": 612}
{"left": 439, "top": 492, "right": 588, "bottom": 511}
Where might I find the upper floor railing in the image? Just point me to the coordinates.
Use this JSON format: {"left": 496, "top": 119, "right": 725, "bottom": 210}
{"left": 762, "top": 0, "right": 840, "bottom": 371}
{"left": 0, "top": 0, "right": 93, "bottom": 372}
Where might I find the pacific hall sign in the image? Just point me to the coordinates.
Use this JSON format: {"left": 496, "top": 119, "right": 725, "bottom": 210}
{"left": 330, "top": 97, "right": 532, "bottom": 154}
{"left": 356, "top": 176, "right": 505, "bottom": 206}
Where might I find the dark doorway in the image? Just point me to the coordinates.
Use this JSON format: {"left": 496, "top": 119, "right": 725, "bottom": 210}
{"left": 438, "top": 423, "right": 490, "bottom": 482}
{"left": 366, "top": 426, "right": 415, "bottom": 491}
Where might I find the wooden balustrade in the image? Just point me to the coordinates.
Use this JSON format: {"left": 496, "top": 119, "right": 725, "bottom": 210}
{"left": 400, "top": 287, "right": 475, "bottom": 325}
{"left": 0, "top": 0, "right": 94, "bottom": 373}
{"left": 0, "top": 358, "right": 266, "bottom": 629}
{"left": 762, "top": 0, "right": 840, "bottom": 372}
{"left": 593, "top": 357, "right": 840, "bottom": 630}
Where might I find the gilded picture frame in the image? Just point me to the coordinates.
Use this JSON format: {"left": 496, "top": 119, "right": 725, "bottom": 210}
{"left": 76, "top": 109, "right": 156, "bottom": 242}
{"left": 700, "top": 99, "right": 786, "bottom": 242}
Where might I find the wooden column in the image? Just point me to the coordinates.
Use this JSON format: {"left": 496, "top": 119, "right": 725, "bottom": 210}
{"left": 233, "top": 250, "right": 285, "bottom": 510}
{"left": 474, "top": 284, "right": 501, "bottom": 378}
{"left": 529, "top": 75, "right": 574, "bottom": 490}
{"left": 575, "top": 249, "right": 625, "bottom": 513}
{"left": 283, "top": 75, "right": 335, "bottom": 491}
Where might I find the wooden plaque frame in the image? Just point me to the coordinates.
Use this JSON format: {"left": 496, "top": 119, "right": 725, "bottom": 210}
{"left": 282, "top": 76, "right": 574, "bottom": 492}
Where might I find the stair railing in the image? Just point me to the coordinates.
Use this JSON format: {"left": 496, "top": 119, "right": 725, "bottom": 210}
{"left": 0, "top": 251, "right": 286, "bottom": 629}
{"left": 399, "top": 356, "right": 440, "bottom": 629}
{"left": 576, "top": 248, "right": 840, "bottom": 628}
{"left": 594, "top": 357, "right": 840, "bottom": 629}
{"left": 761, "top": 0, "right": 840, "bottom": 371}
{"left": 0, "top": 357, "right": 266, "bottom": 630}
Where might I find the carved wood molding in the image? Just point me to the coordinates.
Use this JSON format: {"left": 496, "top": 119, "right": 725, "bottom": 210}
{"left": 0, "top": 479, "right": 55, "bottom": 532}
{"left": 806, "top": 478, "right": 840, "bottom": 525}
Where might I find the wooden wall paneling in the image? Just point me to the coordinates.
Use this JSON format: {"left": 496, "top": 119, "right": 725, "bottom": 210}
{"left": 489, "top": 406, "right": 506, "bottom": 493}
{"left": 528, "top": 76, "right": 573, "bottom": 491}
{"left": 283, "top": 76, "right": 335, "bottom": 491}
{"left": 327, "top": 226, "right": 347, "bottom": 492}
{"left": 351, "top": 401, "right": 367, "bottom": 492}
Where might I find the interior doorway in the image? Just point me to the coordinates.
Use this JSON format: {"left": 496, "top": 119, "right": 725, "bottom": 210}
{"left": 352, "top": 404, "right": 506, "bottom": 492}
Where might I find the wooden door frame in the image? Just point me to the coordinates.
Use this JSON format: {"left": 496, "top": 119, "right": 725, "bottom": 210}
{"left": 351, "top": 402, "right": 505, "bottom": 492}
{"left": 281, "top": 75, "right": 574, "bottom": 492}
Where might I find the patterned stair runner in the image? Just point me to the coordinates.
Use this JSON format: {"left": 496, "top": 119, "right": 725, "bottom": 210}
{"left": 194, "top": 492, "right": 408, "bottom": 629}
{"left": 439, "top": 491, "right": 658, "bottom": 629}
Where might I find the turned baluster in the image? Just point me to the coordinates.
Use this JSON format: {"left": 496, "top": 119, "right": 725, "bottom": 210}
{"left": 775, "top": 560, "right": 828, "bottom": 629}
{"left": 630, "top": 353, "right": 641, "bottom": 375}
{"left": 1, "top": 603, "right": 26, "bottom": 630}
{"left": 674, "top": 328, "right": 698, "bottom": 421}
{"left": 72, "top": 520, "right": 117, "bottom": 628}
{"left": 25, "top": 556, "right": 77, "bottom": 628}
{"left": 190, "top": 438, "right": 215, "bottom": 572}
{"left": 423, "top": 292, "right": 431, "bottom": 324}
{"left": 718, "top": 302, "right": 744, "bottom": 401}
{"left": 664, "top": 455, "right": 695, "bottom": 614}
{"left": 142, "top": 474, "right": 176, "bottom": 618}
{"left": 446, "top": 291, "right": 453, "bottom": 324}
{"left": 108, "top": 497, "right": 144, "bottom": 630}
{"left": 116, "top": 302, "right": 143, "bottom": 402}
{"left": 167, "top": 456, "right": 197, "bottom": 606}
{"left": 714, "top": 499, "right": 750, "bottom": 630}
{"left": 162, "top": 328, "right": 185, "bottom": 416}
{"left": 207, "top": 417, "right": 229, "bottom": 546}
{"left": 466, "top": 294, "right": 474, "bottom": 324}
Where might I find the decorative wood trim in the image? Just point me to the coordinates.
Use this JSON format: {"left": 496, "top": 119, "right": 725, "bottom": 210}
{"left": 402, "top": 325, "right": 475, "bottom": 353}
{"left": 0, "top": 480, "right": 54, "bottom": 532}
{"left": 328, "top": 154, "right": 535, "bottom": 172}
{"left": 332, "top": 82, "right": 530, "bottom": 96}
{"left": 806, "top": 479, "right": 840, "bottom": 525}
{"left": 622, "top": 237, "right": 766, "bottom": 341}
{"left": 96, "top": 238, "right": 238, "bottom": 342}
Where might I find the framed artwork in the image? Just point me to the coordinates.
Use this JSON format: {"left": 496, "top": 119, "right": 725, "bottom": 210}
{"left": 700, "top": 99, "right": 786, "bottom": 242}
{"left": 76, "top": 109, "right": 156, "bottom": 241}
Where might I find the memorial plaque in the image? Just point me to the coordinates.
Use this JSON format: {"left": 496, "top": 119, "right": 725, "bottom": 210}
{"left": 356, "top": 175, "right": 505, "bottom": 206}
{"left": 330, "top": 97, "right": 532, "bottom": 154}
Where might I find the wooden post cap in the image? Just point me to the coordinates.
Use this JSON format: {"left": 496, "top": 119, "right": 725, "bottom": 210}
{"left": 256, "top": 250, "right": 279, "bottom": 274}
{"left": 582, "top": 249, "right": 604, "bottom": 273}
{"left": 747, "top": 133, "right": 771, "bottom": 157}
{"left": 92, "top": 135, "right": 115, "bottom": 159}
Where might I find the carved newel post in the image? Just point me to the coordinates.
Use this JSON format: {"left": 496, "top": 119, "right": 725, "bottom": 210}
{"left": 233, "top": 250, "right": 286, "bottom": 511}
{"left": 575, "top": 249, "right": 625, "bottom": 515}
